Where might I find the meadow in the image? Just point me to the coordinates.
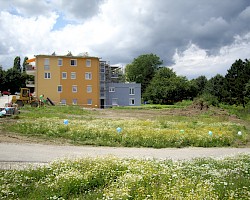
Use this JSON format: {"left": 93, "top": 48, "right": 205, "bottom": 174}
{"left": 1, "top": 102, "right": 250, "bottom": 199}
{"left": 1, "top": 155, "right": 250, "bottom": 199}
{"left": 1, "top": 101, "right": 249, "bottom": 148}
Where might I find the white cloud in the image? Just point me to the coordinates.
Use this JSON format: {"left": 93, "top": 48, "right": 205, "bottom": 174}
{"left": 0, "top": 0, "right": 250, "bottom": 80}
{"left": 171, "top": 32, "right": 250, "bottom": 79}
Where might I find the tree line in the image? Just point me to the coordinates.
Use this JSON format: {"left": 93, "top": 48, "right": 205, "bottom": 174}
{"left": 0, "top": 56, "right": 33, "bottom": 94}
{"left": 125, "top": 54, "right": 250, "bottom": 107}
{"left": 1, "top": 54, "right": 250, "bottom": 108}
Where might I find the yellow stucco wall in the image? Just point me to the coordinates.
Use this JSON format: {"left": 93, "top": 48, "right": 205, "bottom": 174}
{"left": 35, "top": 55, "right": 100, "bottom": 107}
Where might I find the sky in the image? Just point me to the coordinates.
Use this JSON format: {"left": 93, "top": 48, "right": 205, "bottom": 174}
{"left": 0, "top": 0, "right": 250, "bottom": 79}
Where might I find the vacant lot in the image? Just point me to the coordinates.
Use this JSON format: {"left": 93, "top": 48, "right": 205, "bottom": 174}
{"left": 1, "top": 103, "right": 249, "bottom": 148}
{"left": 1, "top": 104, "right": 250, "bottom": 199}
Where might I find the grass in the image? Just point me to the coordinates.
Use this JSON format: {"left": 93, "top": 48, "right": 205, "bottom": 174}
{"left": 1, "top": 102, "right": 249, "bottom": 148}
{"left": 1, "top": 154, "right": 250, "bottom": 199}
{"left": 1, "top": 102, "right": 250, "bottom": 199}
{"left": 219, "top": 103, "right": 250, "bottom": 121}
{"left": 112, "top": 100, "right": 193, "bottom": 110}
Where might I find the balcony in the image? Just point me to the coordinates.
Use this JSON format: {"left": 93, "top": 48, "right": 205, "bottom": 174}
{"left": 111, "top": 74, "right": 119, "bottom": 78}
{"left": 26, "top": 64, "right": 36, "bottom": 76}
{"left": 26, "top": 81, "right": 35, "bottom": 88}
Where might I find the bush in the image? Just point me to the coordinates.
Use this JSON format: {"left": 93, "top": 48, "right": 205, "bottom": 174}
{"left": 194, "top": 93, "right": 219, "bottom": 108}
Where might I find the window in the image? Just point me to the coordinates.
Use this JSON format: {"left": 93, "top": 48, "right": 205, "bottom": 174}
{"left": 58, "top": 85, "right": 62, "bottom": 93}
{"left": 86, "top": 59, "right": 91, "bottom": 67}
{"left": 100, "top": 87, "right": 105, "bottom": 97}
{"left": 87, "top": 85, "right": 92, "bottom": 93}
{"left": 100, "top": 74, "right": 105, "bottom": 81}
{"left": 129, "top": 98, "right": 135, "bottom": 105}
{"left": 72, "top": 99, "right": 77, "bottom": 105}
{"left": 58, "top": 59, "right": 63, "bottom": 66}
{"left": 70, "top": 59, "right": 77, "bottom": 66}
{"left": 72, "top": 85, "right": 77, "bottom": 93}
{"left": 44, "top": 58, "right": 50, "bottom": 70}
{"left": 112, "top": 98, "right": 118, "bottom": 105}
{"left": 87, "top": 99, "right": 92, "bottom": 105}
{"left": 85, "top": 72, "right": 92, "bottom": 80}
{"left": 44, "top": 72, "right": 51, "bottom": 79}
{"left": 62, "top": 72, "right": 67, "bottom": 79}
{"left": 129, "top": 87, "right": 135, "bottom": 95}
{"left": 100, "top": 63, "right": 105, "bottom": 73}
{"left": 71, "top": 72, "right": 76, "bottom": 79}
{"left": 60, "top": 99, "right": 66, "bottom": 105}
{"left": 109, "top": 87, "right": 115, "bottom": 92}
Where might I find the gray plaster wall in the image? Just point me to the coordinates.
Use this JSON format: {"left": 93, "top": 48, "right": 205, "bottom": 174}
{"left": 106, "top": 83, "right": 141, "bottom": 107}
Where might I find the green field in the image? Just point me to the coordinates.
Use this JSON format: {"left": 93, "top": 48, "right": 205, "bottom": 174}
{"left": 1, "top": 102, "right": 250, "bottom": 148}
{"left": 1, "top": 103, "right": 250, "bottom": 199}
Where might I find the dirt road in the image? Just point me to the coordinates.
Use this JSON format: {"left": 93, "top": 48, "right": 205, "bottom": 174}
{"left": 1, "top": 142, "right": 250, "bottom": 169}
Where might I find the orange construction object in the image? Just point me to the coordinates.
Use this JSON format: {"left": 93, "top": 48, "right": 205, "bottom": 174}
{"left": 26, "top": 58, "right": 36, "bottom": 63}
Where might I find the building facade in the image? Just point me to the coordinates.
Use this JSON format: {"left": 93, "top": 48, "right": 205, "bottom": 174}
{"left": 106, "top": 82, "right": 141, "bottom": 107}
{"left": 35, "top": 54, "right": 100, "bottom": 107}
{"left": 27, "top": 54, "right": 141, "bottom": 108}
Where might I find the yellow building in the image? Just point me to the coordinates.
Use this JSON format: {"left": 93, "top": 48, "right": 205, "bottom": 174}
{"left": 34, "top": 54, "right": 100, "bottom": 108}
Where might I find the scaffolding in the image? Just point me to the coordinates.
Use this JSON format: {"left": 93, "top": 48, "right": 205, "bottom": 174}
{"left": 99, "top": 61, "right": 123, "bottom": 108}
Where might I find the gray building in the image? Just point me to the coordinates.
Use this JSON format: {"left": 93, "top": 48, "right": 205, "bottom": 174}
{"left": 106, "top": 82, "right": 141, "bottom": 107}
{"left": 99, "top": 61, "right": 141, "bottom": 108}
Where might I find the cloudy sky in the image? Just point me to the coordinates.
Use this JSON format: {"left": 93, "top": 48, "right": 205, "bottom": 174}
{"left": 0, "top": 0, "right": 250, "bottom": 79}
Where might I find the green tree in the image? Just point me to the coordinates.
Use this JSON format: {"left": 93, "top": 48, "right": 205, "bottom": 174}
{"left": 4, "top": 68, "right": 26, "bottom": 93}
{"left": 144, "top": 67, "right": 189, "bottom": 104}
{"left": 22, "top": 56, "right": 28, "bottom": 73}
{"left": 191, "top": 75, "right": 208, "bottom": 96}
{"left": 244, "top": 80, "right": 250, "bottom": 104}
{"left": 13, "top": 56, "right": 22, "bottom": 72}
{"left": 0, "top": 66, "right": 6, "bottom": 92}
{"left": 225, "top": 59, "right": 250, "bottom": 107}
{"left": 125, "top": 54, "right": 163, "bottom": 94}
{"left": 205, "top": 74, "right": 227, "bottom": 102}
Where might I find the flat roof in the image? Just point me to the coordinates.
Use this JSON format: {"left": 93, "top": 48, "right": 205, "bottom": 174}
{"left": 35, "top": 54, "right": 100, "bottom": 59}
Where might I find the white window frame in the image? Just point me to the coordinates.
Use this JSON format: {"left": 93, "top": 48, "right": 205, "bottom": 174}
{"left": 58, "top": 85, "right": 62, "bottom": 93}
{"left": 86, "top": 59, "right": 91, "bottom": 67}
{"left": 112, "top": 98, "right": 118, "bottom": 105}
{"left": 72, "top": 99, "right": 77, "bottom": 105}
{"left": 44, "top": 72, "right": 51, "bottom": 79}
{"left": 109, "top": 87, "right": 115, "bottom": 92}
{"left": 60, "top": 99, "right": 66, "bottom": 105}
{"left": 58, "top": 59, "right": 63, "bottom": 66}
{"left": 85, "top": 72, "right": 92, "bottom": 80}
{"left": 62, "top": 72, "right": 67, "bottom": 79}
{"left": 72, "top": 85, "right": 77, "bottom": 93}
{"left": 87, "top": 99, "right": 92, "bottom": 105}
{"left": 129, "top": 87, "right": 135, "bottom": 95}
{"left": 71, "top": 72, "right": 76, "bottom": 79}
{"left": 129, "top": 98, "right": 135, "bottom": 105}
{"left": 70, "top": 59, "right": 77, "bottom": 66}
{"left": 87, "top": 85, "right": 92, "bottom": 93}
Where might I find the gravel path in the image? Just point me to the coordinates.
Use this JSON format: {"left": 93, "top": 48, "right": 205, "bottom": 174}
{"left": 1, "top": 142, "right": 250, "bottom": 169}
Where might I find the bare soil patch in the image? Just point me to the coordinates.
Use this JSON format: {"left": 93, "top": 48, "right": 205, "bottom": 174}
{"left": 96, "top": 106, "right": 237, "bottom": 120}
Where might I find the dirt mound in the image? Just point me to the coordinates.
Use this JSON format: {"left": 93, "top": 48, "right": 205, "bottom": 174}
{"left": 189, "top": 99, "right": 210, "bottom": 111}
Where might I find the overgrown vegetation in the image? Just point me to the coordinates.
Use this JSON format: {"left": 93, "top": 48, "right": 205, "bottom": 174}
{"left": 2, "top": 103, "right": 249, "bottom": 148}
{"left": 1, "top": 155, "right": 250, "bottom": 199}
